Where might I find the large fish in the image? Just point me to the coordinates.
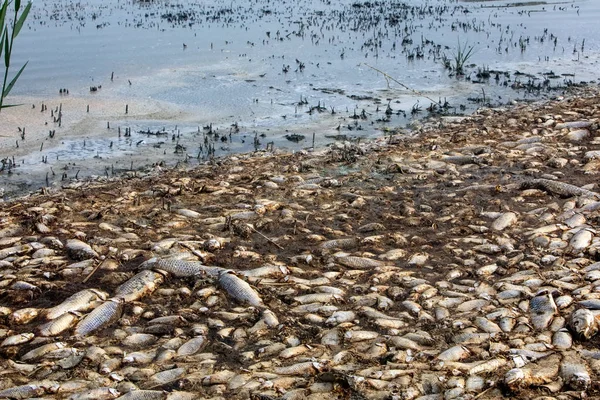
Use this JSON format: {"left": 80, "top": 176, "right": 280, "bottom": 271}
{"left": 142, "top": 257, "right": 225, "bottom": 277}
{"left": 218, "top": 270, "right": 263, "bottom": 307}
{"left": 74, "top": 298, "right": 123, "bottom": 337}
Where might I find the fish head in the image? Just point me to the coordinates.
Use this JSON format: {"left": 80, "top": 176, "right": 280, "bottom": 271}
{"left": 569, "top": 308, "right": 598, "bottom": 340}
{"left": 138, "top": 257, "right": 158, "bottom": 270}
{"left": 568, "top": 372, "right": 591, "bottom": 391}
{"left": 504, "top": 368, "right": 525, "bottom": 386}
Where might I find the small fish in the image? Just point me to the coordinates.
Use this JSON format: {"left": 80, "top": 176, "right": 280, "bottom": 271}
{"left": 319, "top": 238, "right": 358, "bottom": 250}
{"left": 560, "top": 352, "right": 591, "bottom": 391}
{"left": 142, "top": 367, "right": 186, "bottom": 389}
{"left": 437, "top": 345, "right": 470, "bottom": 362}
{"left": 38, "top": 312, "right": 80, "bottom": 336}
{"left": 552, "top": 328, "right": 573, "bottom": 350}
{"left": 21, "top": 341, "right": 65, "bottom": 361}
{"left": 218, "top": 270, "right": 263, "bottom": 307}
{"left": 46, "top": 288, "right": 109, "bottom": 320}
{"left": 0, "top": 384, "right": 45, "bottom": 399}
{"left": 530, "top": 290, "right": 557, "bottom": 330}
{"left": 578, "top": 299, "right": 600, "bottom": 309}
{"left": 336, "top": 256, "right": 384, "bottom": 269}
{"left": 491, "top": 212, "right": 518, "bottom": 231}
{"left": 10, "top": 308, "right": 39, "bottom": 325}
{"left": 0, "top": 332, "right": 34, "bottom": 347}
{"left": 114, "top": 270, "right": 164, "bottom": 302}
{"left": 115, "top": 390, "right": 166, "bottom": 400}
{"left": 67, "top": 387, "right": 120, "bottom": 400}
{"left": 177, "top": 336, "right": 206, "bottom": 357}
{"left": 66, "top": 239, "right": 99, "bottom": 260}
{"left": 74, "top": 298, "right": 124, "bottom": 337}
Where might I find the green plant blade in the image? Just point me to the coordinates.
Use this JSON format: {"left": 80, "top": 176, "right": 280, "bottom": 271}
{"left": 3, "top": 30, "right": 8, "bottom": 68}
{"left": 3, "top": 60, "right": 27, "bottom": 97}
{"left": 0, "top": 102, "right": 23, "bottom": 108}
{"left": 0, "top": 30, "right": 5, "bottom": 58}
{"left": 14, "top": 2, "right": 31, "bottom": 37}
{"left": 15, "top": 0, "right": 21, "bottom": 12}
{"left": 0, "top": 2, "right": 8, "bottom": 37}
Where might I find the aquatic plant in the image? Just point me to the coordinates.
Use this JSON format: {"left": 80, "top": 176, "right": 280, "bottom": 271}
{"left": 443, "top": 40, "right": 475, "bottom": 76}
{"left": 0, "top": 0, "right": 31, "bottom": 111}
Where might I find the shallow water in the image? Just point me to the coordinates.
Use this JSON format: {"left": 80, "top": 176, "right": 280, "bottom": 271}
{"left": 1, "top": 0, "right": 599, "bottom": 197}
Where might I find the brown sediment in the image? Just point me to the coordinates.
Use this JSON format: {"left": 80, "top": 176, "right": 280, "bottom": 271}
{"left": 0, "top": 86, "right": 600, "bottom": 398}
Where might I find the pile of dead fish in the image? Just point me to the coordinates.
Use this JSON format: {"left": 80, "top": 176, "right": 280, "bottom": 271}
{"left": 1, "top": 89, "right": 600, "bottom": 399}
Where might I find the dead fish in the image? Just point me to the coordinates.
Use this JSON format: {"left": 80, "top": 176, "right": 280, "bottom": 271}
{"left": 0, "top": 384, "right": 46, "bottom": 399}
{"left": 122, "top": 333, "right": 158, "bottom": 349}
{"left": 552, "top": 328, "right": 573, "bottom": 350}
{"left": 38, "top": 312, "right": 81, "bottom": 336}
{"left": 74, "top": 298, "right": 124, "bottom": 337}
{"left": 437, "top": 345, "right": 470, "bottom": 362}
{"left": 46, "top": 288, "right": 109, "bottom": 320}
{"left": 530, "top": 291, "right": 557, "bottom": 330}
{"left": 578, "top": 299, "right": 600, "bottom": 309}
{"left": 66, "top": 239, "right": 99, "bottom": 260}
{"left": 319, "top": 238, "right": 358, "bottom": 250}
{"left": 218, "top": 270, "right": 263, "bottom": 307}
{"left": 241, "top": 264, "right": 290, "bottom": 278}
{"left": 568, "top": 308, "right": 598, "bottom": 339}
{"left": 177, "top": 336, "right": 206, "bottom": 357}
{"left": 521, "top": 178, "right": 600, "bottom": 199}
{"left": 10, "top": 308, "right": 39, "bottom": 325}
{"left": 569, "top": 228, "right": 593, "bottom": 252}
{"left": 274, "top": 361, "right": 327, "bottom": 376}
{"left": 114, "top": 270, "right": 164, "bottom": 302}
{"left": 294, "top": 293, "right": 340, "bottom": 304}
{"left": 357, "top": 223, "right": 385, "bottom": 232}
{"left": 115, "top": 390, "right": 166, "bottom": 400}
{"left": 491, "top": 212, "right": 518, "bottom": 231}
{"left": 21, "top": 341, "right": 65, "bottom": 361}
{"left": 468, "top": 358, "right": 508, "bottom": 375}
{"left": 560, "top": 352, "right": 591, "bottom": 391}
{"left": 142, "top": 258, "right": 224, "bottom": 277}
{"left": 143, "top": 367, "right": 186, "bottom": 389}
{"left": 67, "top": 387, "right": 120, "bottom": 400}
{"left": 336, "top": 256, "right": 384, "bottom": 269}
{"left": 1, "top": 332, "right": 34, "bottom": 347}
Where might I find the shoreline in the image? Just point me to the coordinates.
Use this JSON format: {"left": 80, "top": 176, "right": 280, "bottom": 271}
{"left": 0, "top": 84, "right": 595, "bottom": 201}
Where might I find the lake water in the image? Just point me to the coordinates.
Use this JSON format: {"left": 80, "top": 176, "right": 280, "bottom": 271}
{"left": 1, "top": 0, "right": 599, "bottom": 197}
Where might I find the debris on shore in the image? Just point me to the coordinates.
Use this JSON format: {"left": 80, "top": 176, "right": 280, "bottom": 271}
{"left": 1, "top": 87, "right": 600, "bottom": 399}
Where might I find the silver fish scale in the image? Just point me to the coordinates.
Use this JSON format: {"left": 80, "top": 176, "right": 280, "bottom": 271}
{"left": 74, "top": 299, "right": 123, "bottom": 337}
{"left": 150, "top": 258, "right": 225, "bottom": 277}
{"left": 114, "top": 270, "right": 164, "bottom": 302}
{"left": 218, "top": 272, "right": 263, "bottom": 307}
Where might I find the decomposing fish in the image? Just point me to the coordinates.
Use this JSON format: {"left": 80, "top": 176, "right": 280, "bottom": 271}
{"left": 114, "top": 270, "right": 165, "bottom": 302}
{"left": 46, "top": 289, "right": 109, "bottom": 320}
{"left": 74, "top": 298, "right": 124, "bottom": 337}
{"left": 218, "top": 270, "right": 263, "bottom": 307}
{"left": 530, "top": 290, "right": 557, "bottom": 330}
